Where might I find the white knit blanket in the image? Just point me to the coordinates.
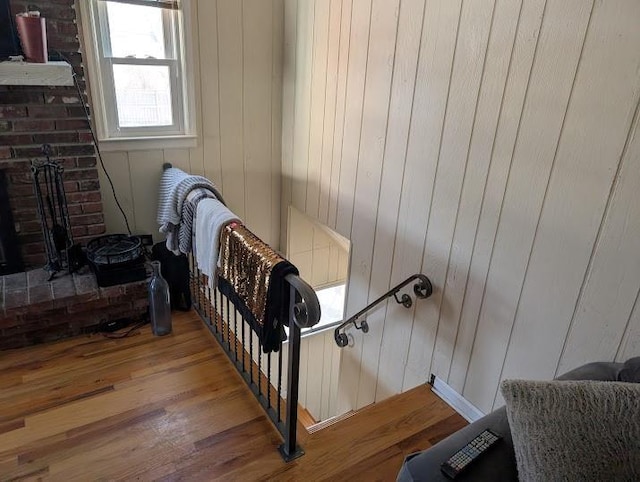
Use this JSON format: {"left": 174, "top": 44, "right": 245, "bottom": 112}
{"left": 195, "top": 198, "right": 241, "bottom": 287}
{"left": 157, "top": 167, "right": 224, "bottom": 232}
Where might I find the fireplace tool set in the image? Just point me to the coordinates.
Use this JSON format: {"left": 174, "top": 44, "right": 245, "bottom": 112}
{"left": 31, "top": 145, "right": 84, "bottom": 279}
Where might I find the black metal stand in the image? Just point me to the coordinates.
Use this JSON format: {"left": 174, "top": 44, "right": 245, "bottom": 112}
{"left": 31, "top": 145, "right": 74, "bottom": 279}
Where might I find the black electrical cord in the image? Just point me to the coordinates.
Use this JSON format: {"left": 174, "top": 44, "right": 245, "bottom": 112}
{"left": 70, "top": 72, "right": 133, "bottom": 236}
{"left": 102, "top": 318, "right": 150, "bottom": 339}
{"left": 53, "top": 50, "right": 133, "bottom": 236}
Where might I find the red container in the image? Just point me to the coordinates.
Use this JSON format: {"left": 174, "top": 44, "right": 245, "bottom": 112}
{"left": 15, "top": 15, "right": 47, "bottom": 63}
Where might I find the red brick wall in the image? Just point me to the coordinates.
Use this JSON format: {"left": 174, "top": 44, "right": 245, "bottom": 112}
{"left": 0, "top": 0, "right": 105, "bottom": 268}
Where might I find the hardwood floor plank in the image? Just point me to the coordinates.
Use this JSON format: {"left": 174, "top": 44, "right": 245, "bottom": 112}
{"left": 1, "top": 385, "right": 115, "bottom": 424}
{"left": 338, "top": 444, "right": 405, "bottom": 482}
{"left": 17, "top": 408, "right": 167, "bottom": 465}
{"left": 0, "top": 311, "right": 466, "bottom": 480}
{"left": 0, "top": 419, "right": 25, "bottom": 435}
{"left": 425, "top": 413, "right": 469, "bottom": 446}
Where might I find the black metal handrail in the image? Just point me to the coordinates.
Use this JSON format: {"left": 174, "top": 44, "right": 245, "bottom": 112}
{"left": 334, "top": 274, "right": 433, "bottom": 347}
{"left": 279, "top": 273, "right": 320, "bottom": 460}
{"left": 189, "top": 256, "right": 320, "bottom": 463}
{"left": 166, "top": 161, "right": 321, "bottom": 461}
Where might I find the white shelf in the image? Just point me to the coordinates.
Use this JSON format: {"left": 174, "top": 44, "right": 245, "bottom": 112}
{"left": 0, "top": 61, "right": 74, "bottom": 86}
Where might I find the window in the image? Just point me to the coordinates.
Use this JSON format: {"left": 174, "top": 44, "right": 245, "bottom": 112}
{"left": 80, "top": 0, "right": 195, "bottom": 147}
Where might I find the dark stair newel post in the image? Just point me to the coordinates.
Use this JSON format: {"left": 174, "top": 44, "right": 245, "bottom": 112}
{"left": 279, "top": 284, "right": 304, "bottom": 462}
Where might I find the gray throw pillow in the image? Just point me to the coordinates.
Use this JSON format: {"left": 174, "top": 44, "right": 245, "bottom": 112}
{"left": 501, "top": 379, "right": 640, "bottom": 482}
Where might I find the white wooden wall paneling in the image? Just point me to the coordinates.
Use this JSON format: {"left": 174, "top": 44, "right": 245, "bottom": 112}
{"left": 405, "top": 0, "right": 495, "bottom": 390}
{"left": 98, "top": 152, "right": 136, "bottom": 235}
{"left": 617, "top": 287, "right": 640, "bottom": 362}
{"left": 447, "top": 0, "right": 545, "bottom": 393}
{"left": 334, "top": 0, "right": 374, "bottom": 413}
{"left": 305, "top": 333, "right": 325, "bottom": 420}
{"left": 163, "top": 149, "right": 190, "bottom": 172}
{"left": 197, "top": 0, "right": 222, "bottom": 185}
{"left": 291, "top": 0, "right": 315, "bottom": 210}
{"left": 127, "top": 150, "right": 166, "bottom": 236}
{"left": 463, "top": 0, "right": 593, "bottom": 413}
{"left": 430, "top": 0, "right": 521, "bottom": 383}
{"left": 243, "top": 0, "right": 275, "bottom": 246}
{"left": 217, "top": 0, "right": 246, "bottom": 220}
{"left": 285, "top": 0, "right": 640, "bottom": 420}
{"left": 305, "top": 0, "right": 330, "bottom": 219}
{"left": 333, "top": 0, "right": 372, "bottom": 237}
{"left": 298, "top": 332, "right": 310, "bottom": 407}
{"left": 328, "top": 328, "right": 342, "bottom": 417}
{"left": 187, "top": 0, "right": 205, "bottom": 178}
{"left": 554, "top": 16, "right": 640, "bottom": 375}
{"left": 373, "top": 0, "right": 462, "bottom": 405}
{"left": 498, "top": 1, "right": 640, "bottom": 406}
{"left": 355, "top": 0, "right": 425, "bottom": 409}
{"left": 327, "top": 0, "right": 352, "bottom": 230}
{"left": 345, "top": 0, "right": 400, "bottom": 411}
{"left": 600, "top": 107, "right": 640, "bottom": 364}
{"left": 188, "top": 145, "right": 205, "bottom": 178}
{"left": 272, "top": 0, "right": 284, "bottom": 250}
{"left": 288, "top": 330, "right": 342, "bottom": 422}
{"left": 321, "top": 331, "right": 334, "bottom": 420}
{"left": 317, "top": 0, "right": 343, "bottom": 225}
{"left": 281, "top": 0, "right": 298, "bottom": 247}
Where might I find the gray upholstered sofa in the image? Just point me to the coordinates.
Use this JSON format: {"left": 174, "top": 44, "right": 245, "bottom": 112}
{"left": 397, "top": 357, "right": 640, "bottom": 481}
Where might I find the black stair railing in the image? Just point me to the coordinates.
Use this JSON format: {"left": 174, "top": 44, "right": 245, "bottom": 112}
{"left": 334, "top": 274, "right": 433, "bottom": 347}
{"left": 189, "top": 254, "right": 320, "bottom": 462}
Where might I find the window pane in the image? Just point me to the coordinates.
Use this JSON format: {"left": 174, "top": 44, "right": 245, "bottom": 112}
{"left": 106, "top": 2, "right": 168, "bottom": 59}
{"left": 112, "top": 64, "right": 173, "bottom": 128}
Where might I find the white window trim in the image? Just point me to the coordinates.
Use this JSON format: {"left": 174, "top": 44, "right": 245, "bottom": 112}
{"left": 78, "top": 0, "right": 197, "bottom": 151}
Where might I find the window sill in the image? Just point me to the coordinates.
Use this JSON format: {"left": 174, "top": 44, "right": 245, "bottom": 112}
{"left": 98, "top": 135, "right": 198, "bottom": 152}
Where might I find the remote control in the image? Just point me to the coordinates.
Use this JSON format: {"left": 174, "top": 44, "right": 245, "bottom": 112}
{"left": 440, "top": 429, "right": 502, "bottom": 479}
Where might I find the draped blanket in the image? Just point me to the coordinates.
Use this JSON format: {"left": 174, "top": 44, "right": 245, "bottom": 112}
{"left": 157, "top": 167, "right": 224, "bottom": 254}
{"left": 195, "top": 198, "right": 241, "bottom": 286}
{"left": 217, "top": 224, "right": 299, "bottom": 353}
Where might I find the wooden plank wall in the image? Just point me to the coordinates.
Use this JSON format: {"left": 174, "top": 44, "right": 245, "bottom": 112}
{"left": 98, "top": 0, "right": 283, "bottom": 249}
{"left": 282, "top": 0, "right": 640, "bottom": 415}
{"left": 298, "top": 330, "right": 343, "bottom": 421}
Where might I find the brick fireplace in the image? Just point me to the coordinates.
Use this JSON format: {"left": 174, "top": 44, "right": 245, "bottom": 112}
{"left": 0, "top": 0, "right": 149, "bottom": 349}
{"left": 1, "top": 0, "right": 105, "bottom": 269}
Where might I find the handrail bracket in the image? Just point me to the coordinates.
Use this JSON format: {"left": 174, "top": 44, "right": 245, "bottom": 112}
{"left": 393, "top": 292, "right": 413, "bottom": 308}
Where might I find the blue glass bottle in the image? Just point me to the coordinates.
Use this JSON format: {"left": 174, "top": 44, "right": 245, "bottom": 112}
{"left": 148, "top": 261, "right": 172, "bottom": 336}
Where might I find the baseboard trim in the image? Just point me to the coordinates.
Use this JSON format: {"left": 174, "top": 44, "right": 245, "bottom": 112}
{"left": 430, "top": 375, "right": 484, "bottom": 423}
{"left": 306, "top": 410, "right": 356, "bottom": 434}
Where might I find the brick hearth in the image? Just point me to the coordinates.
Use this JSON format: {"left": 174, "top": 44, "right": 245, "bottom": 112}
{"left": 0, "top": 268, "right": 148, "bottom": 350}
{"left": 0, "top": 1, "right": 152, "bottom": 349}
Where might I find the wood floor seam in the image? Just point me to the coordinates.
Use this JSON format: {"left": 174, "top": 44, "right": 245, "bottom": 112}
{"left": 0, "top": 311, "right": 467, "bottom": 480}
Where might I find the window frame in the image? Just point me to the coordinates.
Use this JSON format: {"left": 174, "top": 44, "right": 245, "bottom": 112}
{"left": 79, "top": 0, "right": 196, "bottom": 150}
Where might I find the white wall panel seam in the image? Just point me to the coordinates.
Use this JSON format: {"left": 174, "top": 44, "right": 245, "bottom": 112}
{"left": 445, "top": 0, "right": 524, "bottom": 384}
{"left": 401, "top": 0, "right": 464, "bottom": 391}
{"left": 371, "top": 0, "right": 427, "bottom": 404}
{"left": 555, "top": 96, "right": 640, "bottom": 376}
{"left": 490, "top": 0, "right": 595, "bottom": 409}
{"left": 461, "top": 0, "right": 548, "bottom": 395}
{"left": 427, "top": 0, "right": 497, "bottom": 380}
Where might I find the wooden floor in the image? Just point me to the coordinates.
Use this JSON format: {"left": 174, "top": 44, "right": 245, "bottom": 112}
{"left": 0, "top": 311, "right": 467, "bottom": 481}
